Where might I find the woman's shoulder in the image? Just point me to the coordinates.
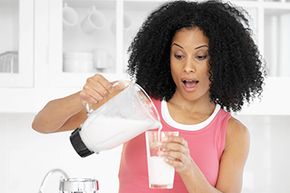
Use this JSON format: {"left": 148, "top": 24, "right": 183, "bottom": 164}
{"left": 226, "top": 117, "right": 250, "bottom": 147}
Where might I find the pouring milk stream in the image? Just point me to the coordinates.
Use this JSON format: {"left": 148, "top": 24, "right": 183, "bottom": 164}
{"left": 70, "top": 80, "right": 163, "bottom": 157}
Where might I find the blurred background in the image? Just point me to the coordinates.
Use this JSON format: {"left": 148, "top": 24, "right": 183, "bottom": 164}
{"left": 0, "top": 0, "right": 290, "bottom": 192}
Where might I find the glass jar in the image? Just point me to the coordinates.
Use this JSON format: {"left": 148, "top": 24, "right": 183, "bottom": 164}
{"left": 59, "top": 178, "right": 99, "bottom": 193}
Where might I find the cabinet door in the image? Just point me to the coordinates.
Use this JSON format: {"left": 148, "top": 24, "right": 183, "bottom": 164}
{"left": 123, "top": 1, "right": 165, "bottom": 70}
{"left": 47, "top": 0, "right": 120, "bottom": 88}
{"left": 0, "top": 0, "right": 34, "bottom": 87}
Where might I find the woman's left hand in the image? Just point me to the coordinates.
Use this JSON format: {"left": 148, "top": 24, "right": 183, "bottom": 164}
{"left": 160, "top": 136, "right": 194, "bottom": 175}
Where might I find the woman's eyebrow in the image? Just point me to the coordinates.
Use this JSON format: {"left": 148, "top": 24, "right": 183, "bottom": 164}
{"left": 195, "top": 45, "right": 208, "bottom": 50}
{"left": 171, "top": 43, "right": 208, "bottom": 50}
{"left": 171, "top": 42, "right": 183, "bottom": 49}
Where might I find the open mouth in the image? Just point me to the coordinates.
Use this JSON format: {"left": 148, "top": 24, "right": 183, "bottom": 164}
{"left": 182, "top": 79, "right": 199, "bottom": 89}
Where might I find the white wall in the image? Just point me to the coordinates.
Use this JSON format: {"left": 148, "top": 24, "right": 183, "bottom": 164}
{"left": 1, "top": 113, "right": 290, "bottom": 193}
{"left": 237, "top": 115, "right": 290, "bottom": 193}
{"left": 0, "top": 113, "right": 122, "bottom": 193}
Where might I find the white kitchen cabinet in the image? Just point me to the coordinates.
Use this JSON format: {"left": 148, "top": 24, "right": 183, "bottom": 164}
{"left": 264, "top": 7, "right": 290, "bottom": 77}
{"left": 0, "top": 0, "right": 290, "bottom": 114}
{"left": 45, "top": 0, "right": 125, "bottom": 88}
{"left": 236, "top": 1, "right": 290, "bottom": 115}
{"left": 0, "top": 0, "right": 34, "bottom": 87}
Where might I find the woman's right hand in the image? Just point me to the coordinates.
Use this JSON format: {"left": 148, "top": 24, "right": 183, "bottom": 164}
{"left": 79, "top": 74, "right": 113, "bottom": 104}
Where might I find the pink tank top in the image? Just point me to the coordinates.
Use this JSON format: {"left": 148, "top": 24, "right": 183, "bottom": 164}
{"left": 118, "top": 99, "right": 231, "bottom": 193}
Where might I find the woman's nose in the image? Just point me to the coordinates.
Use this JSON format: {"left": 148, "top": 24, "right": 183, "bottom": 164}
{"left": 183, "top": 58, "right": 196, "bottom": 73}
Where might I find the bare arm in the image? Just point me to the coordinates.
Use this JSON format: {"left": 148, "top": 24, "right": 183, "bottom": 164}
{"left": 184, "top": 117, "right": 249, "bottom": 193}
{"left": 32, "top": 92, "right": 87, "bottom": 133}
{"left": 32, "top": 74, "right": 115, "bottom": 133}
{"left": 214, "top": 117, "right": 250, "bottom": 193}
{"left": 162, "top": 117, "right": 250, "bottom": 193}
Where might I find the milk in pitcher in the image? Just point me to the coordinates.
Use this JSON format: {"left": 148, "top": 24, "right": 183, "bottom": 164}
{"left": 80, "top": 115, "right": 161, "bottom": 153}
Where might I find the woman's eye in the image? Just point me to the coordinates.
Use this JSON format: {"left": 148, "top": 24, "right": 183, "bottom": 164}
{"left": 174, "top": 54, "right": 183, "bottom": 60}
{"left": 196, "top": 55, "right": 207, "bottom": 60}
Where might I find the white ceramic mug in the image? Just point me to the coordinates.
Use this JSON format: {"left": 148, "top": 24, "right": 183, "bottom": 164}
{"left": 110, "top": 13, "right": 132, "bottom": 34}
{"left": 92, "top": 48, "right": 113, "bottom": 69}
{"left": 63, "top": 3, "right": 79, "bottom": 28}
{"left": 63, "top": 52, "right": 95, "bottom": 72}
{"left": 81, "top": 6, "right": 106, "bottom": 33}
{"left": 123, "top": 13, "right": 132, "bottom": 30}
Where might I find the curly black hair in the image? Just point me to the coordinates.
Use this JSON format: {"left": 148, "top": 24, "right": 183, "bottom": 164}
{"left": 127, "top": 0, "right": 265, "bottom": 112}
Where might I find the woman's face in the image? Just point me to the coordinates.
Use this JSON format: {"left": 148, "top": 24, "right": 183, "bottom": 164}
{"left": 170, "top": 27, "right": 211, "bottom": 102}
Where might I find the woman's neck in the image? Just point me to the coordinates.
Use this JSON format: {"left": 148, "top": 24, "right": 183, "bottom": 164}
{"left": 168, "top": 92, "right": 215, "bottom": 116}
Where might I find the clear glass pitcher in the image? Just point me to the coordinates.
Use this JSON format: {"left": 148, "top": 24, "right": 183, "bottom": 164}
{"left": 70, "top": 80, "right": 162, "bottom": 157}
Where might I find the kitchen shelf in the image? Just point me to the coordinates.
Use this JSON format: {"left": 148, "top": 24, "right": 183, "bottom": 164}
{"left": 264, "top": 8, "right": 290, "bottom": 77}
{"left": 0, "top": 0, "right": 289, "bottom": 114}
{"left": 0, "top": 0, "right": 34, "bottom": 87}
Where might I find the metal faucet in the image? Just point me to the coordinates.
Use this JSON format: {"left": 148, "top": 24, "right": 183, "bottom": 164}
{"left": 38, "top": 168, "right": 69, "bottom": 193}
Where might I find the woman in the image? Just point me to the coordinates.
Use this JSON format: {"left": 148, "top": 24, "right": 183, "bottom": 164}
{"left": 32, "top": 1, "right": 265, "bottom": 192}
